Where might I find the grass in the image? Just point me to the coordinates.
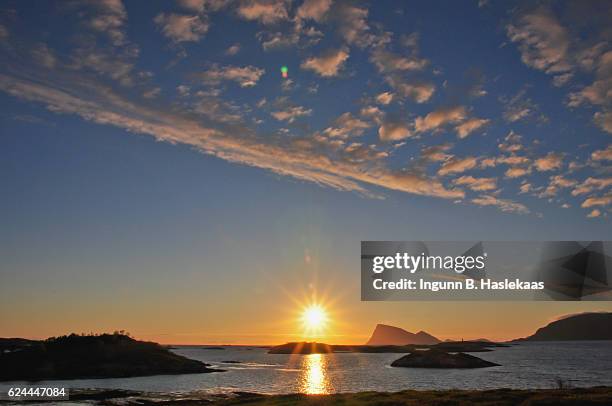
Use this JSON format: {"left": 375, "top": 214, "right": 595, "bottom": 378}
{"left": 215, "top": 387, "right": 612, "bottom": 406}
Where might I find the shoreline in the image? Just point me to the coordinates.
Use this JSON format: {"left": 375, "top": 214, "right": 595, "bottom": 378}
{"left": 56, "top": 386, "right": 612, "bottom": 405}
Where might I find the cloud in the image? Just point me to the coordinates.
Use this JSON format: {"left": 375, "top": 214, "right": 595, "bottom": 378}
{"left": 587, "top": 209, "right": 601, "bottom": 218}
{"left": 454, "top": 175, "right": 497, "bottom": 191}
{"left": 567, "top": 52, "right": 612, "bottom": 121}
{"left": 301, "top": 48, "right": 349, "bottom": 77}
{"left": 0, "top": 72, "right": 472, "bottom": 205}
{"left": 385, "top": 75, "right": 435, "bottom": 103}
{"left": 359, "top": 106, "right": 383, "bottom": 122}
{"left": 552, "top": 72, "right": 573, "bottom": 87}
{"left": 236, "top": 0, "right": 290, "bottom": 24}
{"left": 506, "top": 7, "right": 571, "bottom": 74}
{"left": 501, "top": 88, "right": 538, "bottom": 123}
{"left": 378, "top": 119, "right": 412, "bottom": 142}
{"left": 225, "top": 43, "right": 241, "bottom": 55}
{"left": 594, "top": 110, "right": 612, "bottom": 133}
{"left": 70, "top": 48, "right": 135, "bottom": 86}
{"left": 480, "top": 158, "right": 497, "bottom": 168}
{"left": 177, "top": 0, "right": 229, "bottom": 13}
{"left": 191, "top": 97, "right": 243, "bottom": 124}
{"left": 85, "top": 0, "right": 128, "bottom": 46}
{"left": 143, "top": 87, "right": 161, "bottom": 99}
{"left": 271, "top": 106, "right": 312, "bottom": 123}
{"left": 472, "top": 195, "right": 530, "bottom": 214}
{"left": 540, "top": 175, "right": 577, "bottom": 197}
{"left": 30, "top": 43, "right": 57, "bottom": 69}
{"left": 376, "top": 92, "right": 393, "bottom": 105}
{"left": 324, "top": 112, "right": 370, "bottom": 139}
{"left": 572, "top": 177, "right": 612, "bottom": 196}
{"left": 505, "top": 167, "right": 531, "bottom": 178}
{"left": 455, "top": 118, "right": 489, "bottom": 139}
{"left": 197, "top": 64, "right": 265, "bottom": 87}
{"left": 421, "top": 144, "right": 453, "bottom": 162}
{"left": 498, "top": 131, "right": 524, "bottom": 153}
{"left": 154, "top": 13, "right": 209, "bottom": 43}
{"left": 591, "top": 145, "right": 612, "bottom": 161}
{"left": 296, "top": 0, "right": 332, "bottom": 21}
{"left": 581, "top": 195, "right": 612, "bottom": 208}
{"left": 507, "top": 6, "right": 611, "bottom": 134}
{"left": 370, "top": 48, "right": 428, "bottom": 73}
{"left": 497, "top": 155, "right": 530, "bottom": 166}
{"left": 257, "top": 31, "right": 299, "bottom": 51}
{"left": 415, "top": 106, "right": 466, "bottom": 133}
{"left": 177, "top": 0, "right": 207, "bottom": 13}
{"left": 519, "top": 183, "right": 531, "bottom": 193}
{"left": 334, "top": 2, "right": 371, "bottom": 46}
{"left": 549, "top": 175, "right": 577, "bottom": 188}
{"left": 438, "top": 157, "right": 478, "bottom": 176}
{"left": 534, "top": 152, "right": 563, "bottom": 171}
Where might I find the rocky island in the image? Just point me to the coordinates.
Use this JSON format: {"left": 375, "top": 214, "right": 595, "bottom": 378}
{"left": 0, "top": 333, "right": 223, "bottom": 381}
{"left": 366, "top": 324, "right": 441, "bottom": 345}
{"left": 391, "top": 349, "right": 500, "bottom": 369}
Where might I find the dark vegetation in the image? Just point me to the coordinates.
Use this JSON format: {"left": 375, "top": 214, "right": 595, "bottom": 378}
{"left": 66, "top": 387, "right": 612, "bottom": 405}
{"left": 0, "top": 332, "right": 223, "bottom": 381}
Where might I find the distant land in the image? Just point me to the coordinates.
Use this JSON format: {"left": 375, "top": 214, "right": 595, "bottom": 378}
{"left": 518, "top": 312, "right": 612, "bottom": 341}
{"left": 267, "top": 341, "right": 502, "bottom": 354}
{"left": 366, "top": 324, "right": 441, "bottom": 345}
{"left": 0, "top": 333, "right": 222, "bottom": 381}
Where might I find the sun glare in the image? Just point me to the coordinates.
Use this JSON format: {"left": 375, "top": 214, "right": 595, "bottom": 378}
{"left": 302, "top": 305, "right": 327, "bottom": 331}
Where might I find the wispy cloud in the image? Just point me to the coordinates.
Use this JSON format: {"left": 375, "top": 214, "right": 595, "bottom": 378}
{"left": 472, "top": 194, "right": 529, "bottom": 214}
{"left": 154, "top": 13, "right": 209, "bottom": 43}
{"left": 197, "top": 64, "right": 265, "bottom": 87}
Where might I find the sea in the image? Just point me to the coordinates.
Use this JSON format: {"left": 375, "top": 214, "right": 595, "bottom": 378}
{"left": 1, "top": 341, "right": 611, "bottom": 397}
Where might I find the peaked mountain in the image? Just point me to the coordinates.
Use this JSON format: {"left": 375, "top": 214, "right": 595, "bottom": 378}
{"left": 520, "top": 312, "right": 612, "bottom": 341}
{"left": 366, "top": 324, "right": 441, "bottom": 345}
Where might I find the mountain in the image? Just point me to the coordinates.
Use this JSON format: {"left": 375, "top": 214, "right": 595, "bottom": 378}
{"left": 366, "top": 324, "right": 441, "bottom": 345}
{"left": 520, "top": 313, "right": 612, "bottom": 341}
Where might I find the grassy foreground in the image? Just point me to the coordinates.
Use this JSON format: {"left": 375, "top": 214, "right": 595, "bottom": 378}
{"left": 216, "top": 387, "right": 612, "bottom": 406}
{"left": 70, "top": 387, "right": 612, "bottom": 405}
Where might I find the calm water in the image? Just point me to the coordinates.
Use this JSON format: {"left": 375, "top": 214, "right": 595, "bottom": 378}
{"left": 1, "top": 341, "right": 611, "bottom": 395}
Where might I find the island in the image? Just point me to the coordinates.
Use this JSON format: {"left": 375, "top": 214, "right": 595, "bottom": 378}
{"left": 0, "top": 333, "right": 223, "bottom": 381}
{"left": 391, "top": 349, "right": 500, "bottom": 368}
{"left": 516, "top": 312, "right": 612, "bottom": 341}
{"left": 268, "top": 342, "right": 333, "bottom": 354}
{"left": 366, "top": 324, "right": 441, "bottom": 345}
{"left": 268, "top": 340, "right": 505, "bottom": 354}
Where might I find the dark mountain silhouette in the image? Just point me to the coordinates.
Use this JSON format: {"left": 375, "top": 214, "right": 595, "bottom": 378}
{"left": 268, "top": 342, "right": 333, "bottom": 354}
{"left": 519, "top": 312, "right": 612, "bottom": 341}
{"left": 366, "top": 324, "right": 441, "bottom": 345}
{"left": 0, "top": 333, "right": 223, "bottom": 381}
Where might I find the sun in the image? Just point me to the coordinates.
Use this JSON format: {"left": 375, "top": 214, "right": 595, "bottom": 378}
{"left": 302, "top": 305, "right": 327, "bottom": 331}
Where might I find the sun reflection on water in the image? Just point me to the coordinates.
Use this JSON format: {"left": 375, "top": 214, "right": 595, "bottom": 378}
{"left": 299, "top": 354, "right": 332, "bottom": 394}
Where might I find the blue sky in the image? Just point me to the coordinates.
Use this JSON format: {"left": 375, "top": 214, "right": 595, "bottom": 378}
{"left": 0, "top": 0, "right": 611, "bottom": 343}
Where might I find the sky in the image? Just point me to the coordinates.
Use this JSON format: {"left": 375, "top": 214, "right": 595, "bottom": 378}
{"left": 0, "top": 0, "right": 611, "bottom": 344}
